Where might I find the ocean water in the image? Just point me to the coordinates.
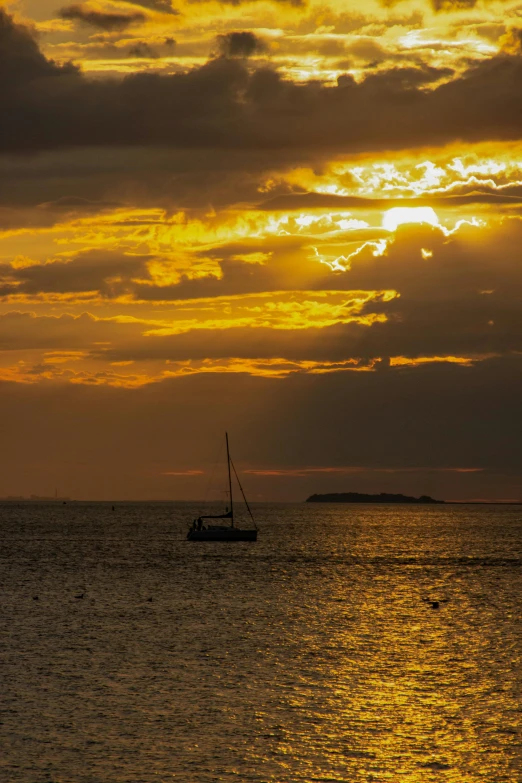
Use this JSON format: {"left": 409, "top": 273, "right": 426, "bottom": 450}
{"left": 0, "top": 502, "right": 521, "bottom": 783}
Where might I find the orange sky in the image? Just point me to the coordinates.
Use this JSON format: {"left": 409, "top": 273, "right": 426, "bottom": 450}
{"left": 0, "top": 1, "right": 521, "bottom": 500}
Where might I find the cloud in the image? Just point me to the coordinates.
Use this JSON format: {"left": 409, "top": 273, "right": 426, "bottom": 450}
{"left": 128, "top": 41, "right": 159, "bottom": 58}
{"left": 0, "top": 2, "right": 521, "bottom": 507}
{"left": 0, "top": 311, "right": 144, "bottom": 351}
{"left": 189, "top": 0, "right": 303, "bottom": 6}
{"left": 215, "top": 32, "right": 267, "bottom": 59}
{"left": 0, "top": 357, "right": 520, "bottom": 500}
{"left": 381, "top": 0, "right": 479, "bottom": 9}
{"left": 121, "top": 0, "right": 178, "bottom": 12}
{"left": 244, "top": 465, "right": 484, "bottom": 475}
{"left": 430, "top": 0, "right": 479, "bottom": 10}
{"left": 63, "top": 219, "right": 519, "bottom": 367}
{"left": 37, "top": 196, "right": 122, "bottom": 213}
{"left": 4, "top": 9, "right": 522, "bottom": 156}
{"left": 0, "top": 249, "right": 151, "bottom": 297}
{"left": 499, "top": 27, "right": 522, "bottom": 55}
{"left": 162, "top": 469, "right": 204, "bottom": 475}
{"left": 59, "top": 5, "right": 146, "bottom": 31}
{"left": 0, "top": 197, "right": 122, "bottom": 231}
{"left": 257, "top": 192, "right": 522, "bottom": 212}
{"left": 0, "top": 9, "right": 77, "bottom": 87}
{"left": 0, "top": 146, "right": 311, "bottom": 213}
{"left": 2, "top": 217, "right": 522, "bottom": 371}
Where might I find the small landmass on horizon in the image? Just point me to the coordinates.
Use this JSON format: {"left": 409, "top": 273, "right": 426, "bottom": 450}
{"left": 306, "top": 492, "right": 444, "bottom": 504}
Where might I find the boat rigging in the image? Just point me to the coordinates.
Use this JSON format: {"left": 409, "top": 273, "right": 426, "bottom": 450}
{"left": 187, "top": 433, "right": 258, "bottom": 542}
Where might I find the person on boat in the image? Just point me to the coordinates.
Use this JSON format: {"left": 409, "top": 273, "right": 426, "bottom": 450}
{"left": 197, "top": 517, "right": 203, "bottom": 531}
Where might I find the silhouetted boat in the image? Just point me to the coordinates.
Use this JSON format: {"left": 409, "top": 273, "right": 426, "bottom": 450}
{"left": 187, "top": 433, "right": 258, "bottom": 542}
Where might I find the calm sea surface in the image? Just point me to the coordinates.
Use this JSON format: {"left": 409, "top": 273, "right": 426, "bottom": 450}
{"left": 1, "top": 502, "right": 521, "bottom": 783}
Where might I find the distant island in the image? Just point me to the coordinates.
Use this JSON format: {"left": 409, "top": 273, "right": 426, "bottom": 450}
{"left": 306, "top": 492, "right": 444, "bottom": 504}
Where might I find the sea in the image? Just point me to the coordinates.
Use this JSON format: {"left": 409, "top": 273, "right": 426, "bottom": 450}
{"left": 1, "top": 502, "right": 521, "bottom": 783}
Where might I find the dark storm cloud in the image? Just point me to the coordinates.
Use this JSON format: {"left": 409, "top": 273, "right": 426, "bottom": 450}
{"left": 128, "top": 231, "right": 386, "bottom": 301}
{"left": 381, "top": 0, "right": 479, "bottom": 9}
{"left": 0, "top": 207, "right": 55, "bottom": 231}
{"left": 0, "top": 9, "right": 78, "bottom": 87}
{"left": 343, "top": 222, "right": 522, "bottom": 361}
{"left": 86, "top": 323, "right": 376, "bottom": 363}
{"left": 0, "top": 147, "right": 312, "bottom": 212}
{"left": 4, "top": 10, "right": 522, "bottom": 155}
{"left": 87, "top": 297, "right": 522, "bottom": 364}
{"left": 2, "top": 144, "right": 520, "bottom": 216}
{"left": 0, "top": 197, "right": 121, "bottom": 230}
{"left": 37, "top": 196, "right": 122, "bottom": 213}
{"left": 123, "top": 0, "right": 178, "bottom": 12}
{"left": 0, "top": 311, "right": 143, "bottom": 350}
{"left": 0, "top": 250, "right": 151, "bottom": 297}
{"left": 78, "top": 219, "right": 522, "bottom": 364}
{"left": 2, "top": 220, "right": 522, "bottom": 369}
{"left": 431, "top": 0, "right": 479, "bottom": 10}
{"left": 215, "top": 32, "right": 267, "bottom": 59}
{"left": 128, "top": 42, "right": 159, "bottom": 58}
{"left": 59, "top": 5, "right": 146, "bottom": 31}
{"left": 189, "top": 0, "right": 304, "bottom": 6}
{"left": 258, "top": 191, "right": 522, "bottom": 210}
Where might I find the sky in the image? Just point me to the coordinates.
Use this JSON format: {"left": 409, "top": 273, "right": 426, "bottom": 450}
{"left": 0, "top": 0, "right": 521, "bottom": 501}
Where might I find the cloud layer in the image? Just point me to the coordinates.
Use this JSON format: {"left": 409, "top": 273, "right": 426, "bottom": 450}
{"left": 1, "top": 6, "right": 521, "bottom": 500}
{"left": 59, "top": 5, "right": 147, "bottom": 31}
{"left": 3, "top": 11, "right": 522, "bottom": 155}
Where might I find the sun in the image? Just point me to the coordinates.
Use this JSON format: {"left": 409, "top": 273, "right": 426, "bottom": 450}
{"left": 382, "top": 206, "right": 440, "bottom": 232}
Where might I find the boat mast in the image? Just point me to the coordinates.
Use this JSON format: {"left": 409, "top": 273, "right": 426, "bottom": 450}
{"left": 226, "top": 432, "right": 234, "bottom": 528}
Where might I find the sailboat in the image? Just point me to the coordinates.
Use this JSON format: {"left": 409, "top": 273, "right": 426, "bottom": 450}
{"left": 186, "top": 433, "right": 258, "bottom": 542}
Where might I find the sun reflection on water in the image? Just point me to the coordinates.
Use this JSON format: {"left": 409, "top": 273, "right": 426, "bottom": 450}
{"left": 1, "top": 503, "right": 520, "bottom": 782}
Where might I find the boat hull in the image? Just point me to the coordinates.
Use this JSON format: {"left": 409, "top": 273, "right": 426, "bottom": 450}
{"left": 187, "top": 528, "right": 257, "bottom": 542}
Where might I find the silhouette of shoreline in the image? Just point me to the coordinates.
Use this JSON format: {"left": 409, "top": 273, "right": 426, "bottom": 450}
{"left": 306, "top": 492, "right": 444, "bottom": 504}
